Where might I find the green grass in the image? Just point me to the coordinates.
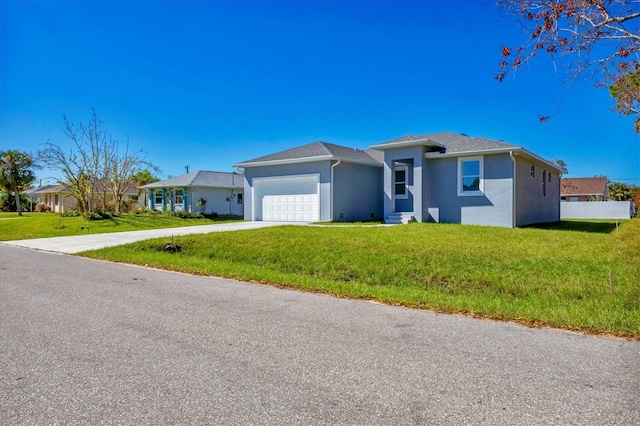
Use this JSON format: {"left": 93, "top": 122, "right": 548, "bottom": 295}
{"left": 81, "top": 219, "right": 640, "bottom": 339}
{"left": 0, "top": 211, "right": 242, "bottom": 241}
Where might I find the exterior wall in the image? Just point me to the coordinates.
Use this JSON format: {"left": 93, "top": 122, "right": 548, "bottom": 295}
{"left": 514, "top": 156, "right": 560, "bottom": 227}
{"left": 188, "top": 188, "right": 243, "bottom": 216}
{"left": 560, "top": 195, "right": 606, "bottom": 202}
{"left": 382, "top": 146, "right": 424, "bottom": 222}
{"left": 243, "top": 161, "right": 332, "bottom": 221}
{"left": 423, "top": 154, "right": 514, "bottom": 227}
{"left": 150, "top": 187, "right": 243, "bottom": 216}
{"left": 41, "top": 192, "right": 75, "bottom": 213}
{"left": 332, "top": 162, "right": 383, "bottom": 221}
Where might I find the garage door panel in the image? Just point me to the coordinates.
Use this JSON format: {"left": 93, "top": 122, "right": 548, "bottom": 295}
{"left": 262, "top": 193, "right": 318, "bottom": 222}
{"left": 255, "top": 175, "right": 319, "bottom": 222}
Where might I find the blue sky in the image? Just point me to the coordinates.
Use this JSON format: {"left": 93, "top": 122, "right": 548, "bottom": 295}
{"left": 1, "top": 0, "right": 639, "bottom": 185}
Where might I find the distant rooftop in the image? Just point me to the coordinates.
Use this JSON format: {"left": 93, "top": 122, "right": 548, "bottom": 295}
{"left": 139, "top": 171, "right": 243, "bottom": 189}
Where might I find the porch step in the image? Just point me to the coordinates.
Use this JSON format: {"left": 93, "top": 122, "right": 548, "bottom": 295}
{"left": 385, "top": 212, "right": 414, "bottom": 225}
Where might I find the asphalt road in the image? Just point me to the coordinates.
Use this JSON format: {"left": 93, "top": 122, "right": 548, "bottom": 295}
{"left": 1, "top": 245, "right": 638, "bottom": 425}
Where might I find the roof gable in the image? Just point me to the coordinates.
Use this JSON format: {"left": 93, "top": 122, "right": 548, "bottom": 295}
{"left": 373, "top": 132, "right": 518, "bottom": 152}
{"left": 235, "top": 141, "right": 382, "bottom": 167}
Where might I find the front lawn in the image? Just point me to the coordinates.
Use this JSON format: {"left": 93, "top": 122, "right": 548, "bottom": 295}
{"left": 82, "top": 219, "right": 640, "bottom": 338}
{"left": 0, "top": 212, "right": 243, "bottom": 241}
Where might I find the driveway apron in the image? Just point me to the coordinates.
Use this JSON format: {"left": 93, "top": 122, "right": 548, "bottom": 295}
{"left": 0, "top": 221, "right": 297, "bottom": 254}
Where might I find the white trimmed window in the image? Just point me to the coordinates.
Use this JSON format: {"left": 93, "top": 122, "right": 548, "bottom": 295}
{"left": 458, "top": 156, "right": 484, "bottom": 196}
{"left": 394, "top": 165, "right": 408, "bottom": 199}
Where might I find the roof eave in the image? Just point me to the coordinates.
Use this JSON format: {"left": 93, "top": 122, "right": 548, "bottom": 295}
{"left": 424, "top": 147, "right": 565, "bottom": 173}
{"left": 233, "top": 155, "right": 334, "bottom": 168}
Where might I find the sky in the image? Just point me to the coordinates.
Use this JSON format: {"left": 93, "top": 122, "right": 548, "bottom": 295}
{"left": 1, "top": 0, "right": 639, "bottom": 185}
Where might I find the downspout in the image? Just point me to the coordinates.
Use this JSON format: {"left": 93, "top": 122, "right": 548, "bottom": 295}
{"left": 330, "top": 159, "right": 341, "bottom": 221}
{"left": 510, "top": 151, "right": 517, "bottom": 228}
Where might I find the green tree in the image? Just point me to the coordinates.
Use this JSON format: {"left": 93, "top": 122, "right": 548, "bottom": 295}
{"left": 0, "top": 150, "right": 38, "bottom": 216}
{"left": 608, "top": 182, "right": 634, "bottom": 201}
{"left": 133, "top": 169, "right": 160, "bottom": 207}
{"left": 0, "top": 192, "right": 30, "bottom": 212}
{"left": 497, "top": 0, "right": 640, "bottom": 131}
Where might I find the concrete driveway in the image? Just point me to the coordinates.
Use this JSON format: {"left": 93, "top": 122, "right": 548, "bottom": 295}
{"left": 0, "top": 221, "right": 297, "bottom": 254}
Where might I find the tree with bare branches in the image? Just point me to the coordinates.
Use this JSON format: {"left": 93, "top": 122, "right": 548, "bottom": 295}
{"left": 39, "top": 109, "right": 158, "bottom": 213}
{"left": 496, "top": 0, "right": 640, "bottom": 129}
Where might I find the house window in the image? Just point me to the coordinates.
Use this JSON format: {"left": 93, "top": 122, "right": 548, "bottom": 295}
{"left": 394, "top": 165, "right": 408, "bottom": 199}
{"left": 548, "top": 172, "right": 552, "bottom": 183}
{"left": 542, "top": 171, "right": 546, "bottom": 197}
{"left": 530, "top": 164, "right": 535, "bottom": 177}
{"left": 175, "top": 190, "right": 183, "bottom": 205}
{"left": 458, "top": 156, "right": 484, "bottom": 196}
{"left": 237, "top": 193, "right": 243, "bottom": 204}
{"left": 154, "top": 192, "right": 163, "bottom": 205}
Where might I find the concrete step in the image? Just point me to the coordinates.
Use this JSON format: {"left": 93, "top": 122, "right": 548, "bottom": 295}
{"left": 385, "top": 212, "right": 414, "bottom": 225}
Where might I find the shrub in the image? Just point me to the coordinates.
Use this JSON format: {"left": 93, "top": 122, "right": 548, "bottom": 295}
{"left": 35, "top": 203, "right": 52, "bottom": 213}
{"left": 84, "top": 210, "right": 117, "bottom": 221}
{"left": 169, "top": 210, "right": 204, "bottom": 219}
{"left": 61, "top": 209, "right": 81, "bottom": 217}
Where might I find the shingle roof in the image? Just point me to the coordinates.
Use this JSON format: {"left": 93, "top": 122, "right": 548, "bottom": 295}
{"left": 139, "top": 171, "right": 243, "bottom": 189}
{"left": 35, "top": 181, "right": 139, "bottom": 194}
{"left": 235, "top": 141, "right": 382, "bottom": 166}
{"left": 561, "top": 177, "right": 608, "bottom": 196}
{"left": 375, "top": 132, "right": 518, "bottom": 152}
{"left": 27, "top": 185, "right": 57, "bottom": 195}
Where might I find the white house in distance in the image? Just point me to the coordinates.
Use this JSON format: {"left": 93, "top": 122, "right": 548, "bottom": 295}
{"left": 139, "top": 170, "right": 244, "bottom": 216}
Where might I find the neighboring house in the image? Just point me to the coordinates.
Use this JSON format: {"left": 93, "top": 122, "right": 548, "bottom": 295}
{"left": 235, "top": 132, "right": 564, "bottom": 228}
{"left": 560, "top": 177, "right": 608, "bottom": 202}
{"left": 35, "top": 181, "right": 140, "bottom": 213}
{"left": 138, "top": 171, "right": 244, "bottom": 216}
{"left": 35, "top": 185, "right": 76, "bottom": 212}
{"left": 23, "top": 185, "right": 57, "bottom": 211}
{"left": 234, "top": 141, "right": 383, "bottom": 222}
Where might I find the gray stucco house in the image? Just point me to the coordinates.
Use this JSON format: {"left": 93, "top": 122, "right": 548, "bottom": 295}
{"left": 234, "top": 132, "right": 564, "bottom": 227}
{"left": 139, "top": 171, "right": 244, "bottom": 216}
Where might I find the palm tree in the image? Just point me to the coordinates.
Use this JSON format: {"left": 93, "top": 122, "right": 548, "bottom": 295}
{"left": 0, "top": 150, "right": 38, "bottom": 216}
{"left": 133, "top": 169, "right": 160, "bottom": 207}
{"left": 608, "top": 182, "right": 634, "bottom": 201}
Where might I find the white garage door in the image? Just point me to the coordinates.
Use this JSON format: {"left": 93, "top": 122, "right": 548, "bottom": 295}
{"left": 254, "top": 175, "right": 319, "bottom": 222}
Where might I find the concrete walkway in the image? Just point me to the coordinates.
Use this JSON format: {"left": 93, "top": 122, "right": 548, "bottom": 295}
{"left": 1, "top": 221, "right": 297, "bottom": 254}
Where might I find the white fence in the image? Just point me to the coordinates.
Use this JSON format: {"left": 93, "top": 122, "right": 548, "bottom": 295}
{"left": 560, "top": 201, "right": 635, "bottom": 220}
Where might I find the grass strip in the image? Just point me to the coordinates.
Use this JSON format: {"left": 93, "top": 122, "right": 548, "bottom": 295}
{"left": 0, "top": 212, "right": 242, "bottom": 241}
{"left": 82, "top": 219, "right": 640, "bottom": 338}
